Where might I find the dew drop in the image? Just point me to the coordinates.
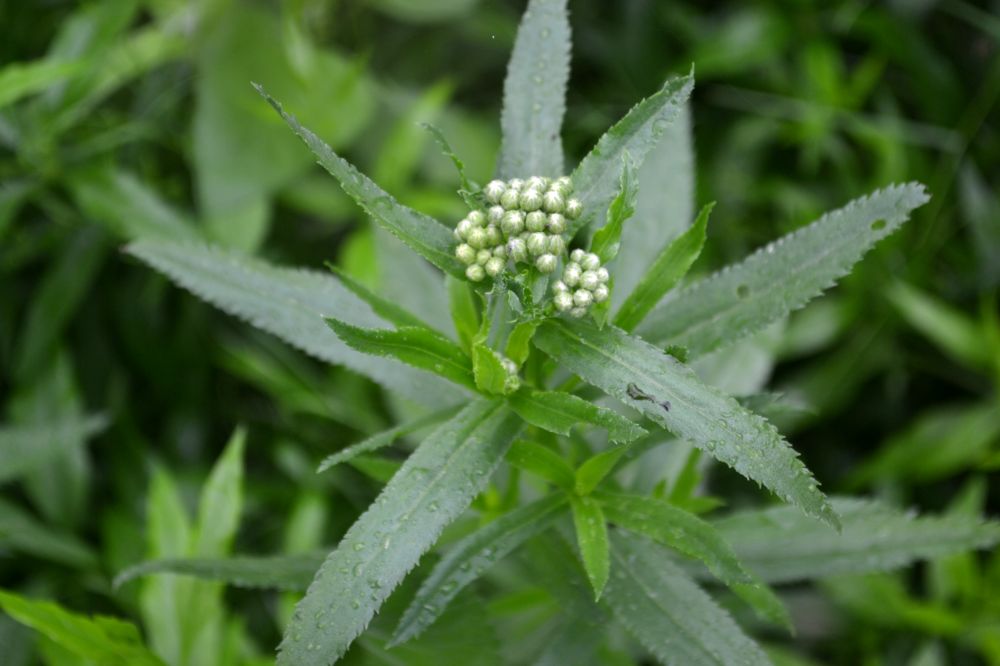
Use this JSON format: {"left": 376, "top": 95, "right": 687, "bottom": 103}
{"left": 353, "top": 543, "right": 365, "bottom": 551}
{"left": 353, "top": 563, "right": 364, "bottom": 576}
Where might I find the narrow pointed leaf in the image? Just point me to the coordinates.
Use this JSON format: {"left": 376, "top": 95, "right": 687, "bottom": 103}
{"left": 447, "top": 275, "right": 480, "bottom": 352}
{"left": 508, "top": 389, "right": 647, "bottom": 443}
{"left": 0, "top": 498, "right": 95, "bottom": 568}
{"left": 327, "top": 263, "right": 433, "bottom": 331}
{"left": 589, "top": 153, "right": 638, "bottom": 264}
{"left": 637, "top": 183, "right": 930, "bottom": 357}
{"left": 534, "top": 319, "right": 838, "bottom": 528}
{"left": 504, "top": 320, "right": 539, "bottom": 366}
{"left": 597, "top": 491, "right": 790, "bottom": 630}
{"left": 0, "top": 416, "right": 107, "bottom": 484}
{"left": 114, "top": 554, "right": 323, "bottom": 592}
{"left": 0, "top": 58, "right": 82, "bottom": 110}
{"left": 569, "top": 72, "right": 694, "bottom": 237}
{"left": 574, "top": 446, "right": 631, "bottom": 496}
{"left": 257, "top": 86, "right": 464, "bottom": 277}
{"left": 571, "top": 495, "right": 609, "bottom": 601}
{"left": 277, "top": 399, "right": 521, "bottom": 665}
{"left": 392, "top": 494, "right": 567, "bottom": 645}
{"left": 318, "top": 406, "right": 460, "bottom": 473}
{"left": 422, "top": 123, "right": 479, "bottom": 209}
{"left": 127, "top": 239, "right": 464, "bottom": 406}
{"left": 615, "top": 202, "right": 712, "bottom": 332}
{"left": 497, "top": 0, "right": 570, "bottom": 179}
{"left": 603, "top": 531, "right": 771, "bottom": 666}
{"left": 505, "top": 440, "right": 575, "bottom": 491}
{"left": 326, "top": 318, "right": 475, "bottom": 390}
{"left": 473, "top": 342, "right": 516, "bottom": 395}
{"left": 713, "top": 498, "right": 1000, "bottom": 584}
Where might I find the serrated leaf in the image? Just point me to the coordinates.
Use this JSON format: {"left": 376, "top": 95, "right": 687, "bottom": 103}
{"left": 505, "top": 440, "right": 575, "bottom": 491}
{"left": 318, "top": 406, "right": 461, "bottom": 473}
{"left": 473, "top": 342, "right": 515, "bottom": 395}
{"left": 589, "top": 153, "right": 638, "bottom": 264}
{"left": 0, "top": 416, "right": 107, "bottom": 485}
{"left": 713, "top": 498, "right": 1000, "bottom": 584}
{"left": 574, "top": 446, "right": 630, "bottom": 496}
{"left": 447, "top": 275, "right": 480, "bottom": 352}
{"left": 0, "top": 498, "right": 95, "bottom": 568}
{"left": 127, "top": 239, "right": 465, "bottom": 406}
{"left": 497, "top": 0, "right": 570, "bottom": 179}
{"left": 534, "top": 319, "right": 838, "bottom": 528}
{"left": 327, "top": 318, "right": 475, "bottom": 390}
{"left": 277, "top": 399, "right": 521, "bottom": 665}
{"left": 571, "top": 495, "right": 609, "bottom": 601}
{"left": 392, "top": 494, "right": 567, "bottom": 645}
{"left": 422, "top": 123, "right": 479, "bottom": 209}
{"left": 569, "top": 72, "right": 694, "bottom": 238}
{"left": 614, "top": 202, "right": 711, "bottom": 332}
{"left": 256, "top": 86, "right": 465, "bottom": 277}
{"left": 504, "top": 320, "right": 539, "bottom": 366}
{"left": 508, "top": 389, "right": 647, "bottom": 443}
{"left": 327, "top": 263, "right": 433, "bottom": 331}
{"left": 603, "top": 531, "right": 771, "bottom": 666}
{"left": 115, "top": 554, "right": 323, "bottom": 592}
{"left": 0, "top": 589, "right": 166, "bottom": 666}
{"left": 596, "top": 491, "right": 790, "bottom": 630}
{"left": 637, "top": 183, "right": 930, "bottom": 357}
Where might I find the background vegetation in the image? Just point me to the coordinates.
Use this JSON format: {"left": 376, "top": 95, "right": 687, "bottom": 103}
{"left": 1, "top": 0, "right": 998, "bottom": 664}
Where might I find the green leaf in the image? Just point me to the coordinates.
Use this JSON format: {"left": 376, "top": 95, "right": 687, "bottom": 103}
{"left": 0, "top": 589, "right": 165, "bottom": 666}
{"left": 574, "top": 447, "right": 630, "bottom": 496}
{"left": 534, "top": 319, "right": 839, "bottom": 528}
{"left": 505, "top": 440, "right": 575, "bottom": 491}
{"left": 569, "top": 72, "right": 694, "bottom": 238}
{"left": 193, "top": 428, "right": 245, "bottom": 557}
{"left": 318, "top": 406, "right": 461, "bottom": 473}
{"left": 115, "top": 554, "right": 323, "bottom": 592}
{"left": 473, "top": 342, "right": 516, "bottom": 395}
{"left": 422, "top": 123, "right": 479, "bottom": 209}
{"left": 447, "top": 276, "right": 480, "bottom": 353}
{"left": 570, "top": 495, "right": 609, "bottom": 601}
{"left": 326, "top": 263, "right": 432, "bottom": 331}
{"left": 497, "top": 0, "right": 570, "bottom": 179}
{"left": 257, "top": 86, "right": 464, "bottom": 277}
{"left": 504, "top": 320, "right": 539, "bottom": 366}
{"left": 328, "top": 318, "right": 476, "bottom": 390}
{"left": 127, "top": 238, "right": 464, "bottom": 406}
{"left": 886, "top": 280, "right": 990, "bottom": 371}
{"left": 713, "top": 498, "right": 1000, "bottom": 584}
{"left": 596, "top": 491, "right": 790, "bottom": 630}
{"left": 0, "top": 416, "right": 107, "bottom": 485}
{"left": 589, "top": 153, "right": 638, "bottom": 265}
{"left": 637, "top": 183, "right": 930, "bottom": 357}
{"left": 392, "top": 494, "right": 567, "bottom": 645}
{"left": 614, "top": 202, "right": 711, "bottom": 332}
{"left": 508, "top": 389, "right": 647, "bottom": 443}
{"left": 0, "top": 498, "right": 96, "bottom": 568}
{"left": 0, "top": 58, "right": 82, "bottom": 110}
{"left": 603, "top": 531, "right": 771, "bottom": 666}
{"left": 277, "top": 399, "right": 521, "bottom": 665}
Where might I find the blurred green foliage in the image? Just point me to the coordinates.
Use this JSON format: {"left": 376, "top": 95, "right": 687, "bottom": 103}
{"left": 0, "top": 0, "right": 998, "bottom": 664}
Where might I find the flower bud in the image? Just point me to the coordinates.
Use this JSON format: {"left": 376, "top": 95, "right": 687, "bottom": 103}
{"left": 467, "top": 227, "right": 489, "bottom": 249}
{"left": 580, "top": 252, "right": 601, "bottom": 271}
{"left": 536, "top": 253, "right": 558, "bottom": 273}
{"left": 592, "top": 284, "right": 610, "bottom": 303}
{"left": 526, "top": 176, "right": 547, "bottom": 190}
{"left": 508, "top": 178, "right": 524, "bottom": 191}
{"left": 466, "top": 264, "right": 486, "bottom": 282}
{"left": 570, "top": 248, "right": 585, "bottom": 263}
{"left": 562, "top": 262, "right": 581, "bottom": 286}
{"left": 525, "top": 211, "right": 547, "bottom": 232}
{"left": 501, "top": 357, "right": 519, "bottom": 375}
{"left": 554, "top": 291, "right": 573, "bottom": 311}
{"left": 527, "top": 232, "right": 548, "bottom": 256}
{"left": 596, "top": 267, "right": 609, "bottom": 283}
{"left": 507, "top": 238, "right": 528, "bottom": 263}
{"left": 488, "top": 205, "right": 505, "bottom": 224}
{"left": 553, "top": 280, "right": 568, "bottom": 293}
{"left": 565, "top": 198, "right": 583, "bottom": 219}
{"left": 485, "top": 225, "right": 502, "bottom": 246}
{"left": 500, "top": 189, "right": 520, "bottom": 209}
{"left": 570, "top": 306, "right": 587, "bottom": 318}
{"left": 546, "top": 213, "right": 566, "bottom": 234}
{"left": 484, "top": 256, "right": 505, "bottom": 277}
{"left": 580, "top": 270, "right": 600, "bottom": 291}
{"left": 573, "top": 289, "right": 593, "bottom": 307}
{"left": 542, "top": 191, "right": 564, "bottom": 213}
{"left": 484, "top": 180, "right": 506, "bottom": 203}
{"left": 519, "top": 188, "right": 543, "bottom": 212}
{"left": 492, "top": 244, "right": 507, "bottom": 259}
{"left": 467, "top": 210, "right": 486, "bottom": 226}
{"left": 455, "top": 244, "right": 476, "bottom": 265}
{"left": 455, "top": 218, "right": 474, "bottom": 240}
{"left": 501, "top": 210, "right": 525, "bottom": 236}
{"left": 548, "top": 235, "right": 566, "bottom": 255}
{"left": 476, "top": 249, "right": 492, "bottom": 265}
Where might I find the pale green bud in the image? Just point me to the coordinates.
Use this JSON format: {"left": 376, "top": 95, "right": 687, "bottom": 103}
{"left": 501, "top": 357, "right": 519, "bottom": 375}
{"left": 546, "top": 213, "right": 566, "bottom": 234}
{"left": 500, "top": 189, "right": 520, "bottom": 209}
{"left": 501, "top": 210, "right": 525, "bottom": 236}
{"left": 542, "top": 191, "right": 564, "bottom": 213}
{"left": 573, "top": 289, "right": 593, "bottom": 307}
{"left": 565, "top": 198, "right": 583, "bottom": 219}
{"left": 580, "top": 252, "right": 601, "bottom": 271}
{"left": 466, "top": 264, "right": 486, "bottom": 282}
{"left": 476, "top": 249, "right": 492, "bottom": 265}
{"left": 592, "top": 284, "right": 610, "bottom": 303}
{"left": 484, "top": 256, "right": 505, "bottom": 277}
{"left": 570, "top": 306, "right": 588, "bottom": 318}
{"left": 467, "top": 227, "right": 489, "bottom": 249}
{"left": 526, "top": 176, "right": 547, "bottom": 190}
{"left": 525, "top": 211, "right": 547, "bottom": 232}
{"left": 554, "top": 176, "right": 573, "bottom": 194}
{"left": 548, "top": 235, "right": 566, "bottom": 255}
{"left": 527, "top": 232, "right": 548, "bottom": 256}
{"left": 519, "top": 188, "right": 543, "bottom": 211}
{"left": 492, "top": 244, "right": 508, "bottom": 259}
{"left": 563, "top": 263, "right": 582, "bottom": 286}
{"left": 553, "top": 280, "right": 568, "bottom": 293}
{"left": 468, "top": 210, "right": 486, "bottom": 226}
{"left": 455, "top": 218, "right": 474, "bottom": 240}
{"left": 488, "top": 205, "right": 505, "bottom": 224}
{"left": 485, "top": 225, "right": 502, "bottom": 246}
{"left": 484, "top": 180, "right": 506, "bottom": 203}
{"left": 508, "top": 178, "right": 524, "bottom": 191}
{"left": 536, "top": 253, "right": 558, "bottom": 273}
{"left": 570, "top": 248, "right": 585, "bottom": 263}
{"left": 596, "top": 267, "right": 609, "bottom": 283}
{"left": 455, "top": 244, "right": 476, "bottom": 265}
{"left": 579, "top": 270, "right": 600, "bottom": 291}
{"left": 554, "top": 291, "right": 573, "bottom": 311}
{"left": 508, "top": 238, "right": 528, "bottom": 263}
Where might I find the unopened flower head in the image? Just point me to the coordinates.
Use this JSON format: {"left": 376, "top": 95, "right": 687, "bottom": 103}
{"left": 554, "top": 250, "right": 609, "bottom": 318}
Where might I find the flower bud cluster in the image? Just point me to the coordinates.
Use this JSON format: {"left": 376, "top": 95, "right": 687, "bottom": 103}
{"left": 454, "top": 175, "right": 582, "bottom": 282}
{"left": 552, "top": 249, "right": 610, "bottom": 318}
